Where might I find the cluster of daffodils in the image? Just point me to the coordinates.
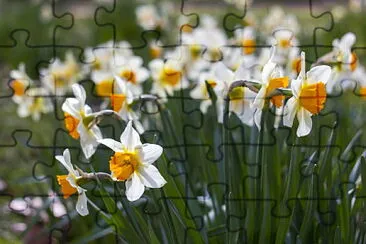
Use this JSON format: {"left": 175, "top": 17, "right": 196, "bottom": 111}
{"left": 8, "top": 5, "right": 366, "bottom": 216}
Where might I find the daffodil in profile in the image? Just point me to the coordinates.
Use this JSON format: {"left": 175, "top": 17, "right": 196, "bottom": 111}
{"left": 252, "top": 47, "right": 289, "bottom": 130}
{"left": 62, "top": 83, "right": 103, "bottom": 159}
{"left": 283, "top": 52, "right": 331, "bottom": 137}
{"left": 98, "top": 121, "right": 167, "bottom": 201}
{"left": 56, "top": 149, "right": 89, "bottom": 216}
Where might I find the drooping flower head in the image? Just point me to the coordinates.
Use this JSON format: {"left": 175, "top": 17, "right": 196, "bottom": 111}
{"left": 55, "top": 149, "right": 89, "bottom": 216}
{"left": 62, "top": 83, "right": 103, "bottom": 159}
{"left": 252, "top": 46, "right": 289, "bottom": 129}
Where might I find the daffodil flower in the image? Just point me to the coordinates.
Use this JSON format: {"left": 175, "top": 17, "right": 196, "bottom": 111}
{"left": 189, "top": 67, "right": 218, "bottom": 114}
{"left": 55, "top": 149, "right": 89, "bottom": 216}
{"left": 91, "top": 70, "right": 115, "bottom": 97}
{"left": 9, "top": 63, "right": 33, "bottom": 103}
{"left": 283, "top": 52, "right": 331, "bottom": 137}
{"left": 149, "top": 59, "right": 188, "bottom": 100}
{"left": 41, "top": 52, "right": 86, "bottom": 95}
{"left": 113, "top": 55, "right": 149, "bottom": 96}
{"left": 252, "top": 47, "right": 289, "bottom": 130}
{"left": 16, "top": 88, "right": 53, "bottom": 121}
{"left": 235, "top": 26, "right": 256, "bottom": 55}
{"left": 98, "top": 121, "right": 167, "bottom": 201}
{"left": 213, "top": 61, "right": 256, "bottom": 126}
{"left": 326, "top": 32, "right": 358, "bottom": 93}
{"left": 62, "top": 83, "right": 103, "bottom": 159}
{"left": 135, "top": 4, "right": 164, "bottom": 30}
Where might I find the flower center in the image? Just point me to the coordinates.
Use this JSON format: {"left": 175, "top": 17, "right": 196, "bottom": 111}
{"left": 267, "top": 77, "right": 289, "bottom": 107}
{"left": 190, "top": 44, "right": 202, "bottom": 60}
{"left": 299, "top": 82, "right": 326, "bottom": 115}
{"left": 120, "top": 70, "right": 137, "bottom": 84}
{"left": 150, "top": 46, "right": 162, "bottom": 59}
{"left": 279, "top": 39, "right": 291, "bottom": 48}
{"left": 229, "top": 87, "right": 245, "bottom": 100}
{"left": 29, "top": 97, "right": 45, "bottom": 113}
{"left": 111, "top": 94, "right": 126, "bottom": 112}
{"left": 242, "top": 39, "right": 256, "bottom": 55}
{"left": 159, "top": 68, "right": 181, "bottom": 86}
{"left": 109, "top": 151, "right": 141, "bottom": 181}
{"left": 96, "top": 79, "right": 114, "bottom": 96}
{"left": 57, "top": 175, "right": 77, "bottom": 199}
{"left": 10, "top": 80, "right": 26, "bottom": 96}
{"left": 64, "top": 112, "right": 80, "bottom": 139}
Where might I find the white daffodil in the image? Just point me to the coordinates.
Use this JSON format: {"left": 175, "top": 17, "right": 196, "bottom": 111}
{"left": 235, "top": 26, "right": 256, "bottom": 56}
{"left": 213, "top": 62, "right": 256, "bottom": 126}
{"left": 136, "top": 4, "right": 164, "bottom": 30}
{"left": 149, "top": 59, "right": 188, "bottom": 100}
{"left": 91, "top": 70, "right": 116, "bottom": 98}
{"left": 181, "top": 15, "right": 227, "bottom": 62}
{"left": 110, "top": 76, "right": 142, "bottom": 131}
{"left": 283, "top": 52, "right": 331, "bottom": 137}
{"left": 252, "top": 47, "right": 289, "bottom": 130}
{"left": 9, "top": 63, "right": 33, "bottom": 103}
{"left": 262, "top": 6, "right": 300, "bottom": 36}
{"left": 62, "top": 83, "right": 103, "bottom": 159}
{"left": 113, "top": 55, "right": 149, "bottom": 96}
{"left": 98, "top": 121, "right": 167, "bottom": 201}
{"left": 84, "top": 41, "right": 133, "bottom": 72}
{"left": 326, "top": 32, "right": 358, "bottom": 93}
{"left": 189, "top": 67, "right": 218, "bottom": 114}
{"left": 55, "top": 149, "right": 89, "bottom": 216}
{"left": 16, "top": 88, "right": 53, "bottom": 121}
{"left": 41, "top": 52, "right": 86, "bottom": 95}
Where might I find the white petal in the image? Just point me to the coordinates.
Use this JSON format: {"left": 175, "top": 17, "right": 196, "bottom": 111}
{"left": 214, "top": 62, "right": 234, "bottom": 85}
{"left": 200, "top": 100, "right": 212, "bottom": 114}
{"left": 17, "top": 103, "right": 30, "bottom": 118}
{"left": 80, "top": 139, "right": 97, "bottom": 159}
{"left": 71, "top": 84, "right": 86, "bottom": 106}
{"left": 296, "top": 107, "right": 312, "bottom": 137}
{"left": 63, "top": 149, "right": 72, "bottom": 166}
{"left": 283, "top": 97, "right": 298, "bottom": 127}
{"left": 141, "top": 144, "right": 163, "bottom": 164}
{"left": 234, "top": 62, "right": 250, "bottom": 81}
{"left": 62, "top": 98, "right": 81, "bottom": 118}
{"left": 306, "top": 65, "right": 332, "bottom": 85}
{"left": 98, "top": 138, "right": 123, "bottom": 152}
{"left": 236, "top": 102, "right": 254, "bottom": 127}
{"left": 291, "top": 78, "right": 302, "bottom": 98}
{"left": 261, "top": 61, "right": 276, "bottom": 83}
{"left": 252, "top": 87, "right": 266, "bottom": 109}
{"left": 78, "top": 124, "right": 98, "bottom": 159}
{"left": 254, "top": 109, "right": 262, "bottom": 131}
{"left": 340, "top": 32, "right": 356, "bottom": 52}
{"left": 55, "top": 150, "right": 75, "bottom": 175}
{"left": 120, "top": 121, "right": 142, "bottom": 151}
{"left": 216, "top": 99, "right": 224, "bottom": 124}
{"left": 76, "top": 189, "right": 89, "bottom": 216}
{"left": 139, "top": 165, "right": 167, "bottom": 188}
{"left": 90, "top": 125, "right": 103, "bottom": 141}
{"left": 125, "top": 173, "right": 145, "bottom": 201}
